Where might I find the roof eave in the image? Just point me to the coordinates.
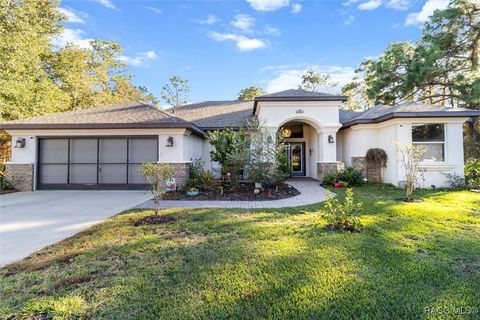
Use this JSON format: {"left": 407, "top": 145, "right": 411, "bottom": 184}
{"left": 0, "top": 122, "right": 206, "bottom": 137}
{"left": 340, "top": 111, "right": 480, "bottom": 129}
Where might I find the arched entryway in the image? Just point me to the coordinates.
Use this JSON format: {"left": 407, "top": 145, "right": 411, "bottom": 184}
{"left": 278, "top": 120, "right": 320, "bottom": 178}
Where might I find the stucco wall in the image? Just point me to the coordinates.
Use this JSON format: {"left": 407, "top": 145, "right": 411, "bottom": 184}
{"left": 339, "top": 117, "right": 469, "bottom": 187}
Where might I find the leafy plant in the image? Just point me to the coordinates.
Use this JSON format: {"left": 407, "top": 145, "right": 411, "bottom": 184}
{"left": 206, "top": 128, "right": 247, "bottom": 176}
{"left": 138, "top": 163, "right": 172, "bottom": 215}
{"left": 394, "top": 142, "right": 426, "bottom": 201}
{"left": 0, "top": 164, "right": 13, "bottom": 191}
{"left": 465, "top": 158, "right": 480, "bottom": 188}
{"left": 324, "top": 167, "right": 363, "bottom": 186}
{"left": 323, "top": 188, "right": 363, "bottom": 232}
{"left": 184, "top": 159, "right": 216, "bottom": 191}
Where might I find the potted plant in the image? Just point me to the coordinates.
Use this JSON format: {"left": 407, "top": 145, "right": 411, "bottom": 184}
{"left": 186, "top": 188, "right": 199, "bottom": 196}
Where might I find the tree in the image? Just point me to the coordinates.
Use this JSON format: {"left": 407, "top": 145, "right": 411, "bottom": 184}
{"left": 138, "top": 163, "right": 172, "bottom": 215}
{"left": 237, "top": 86, "right": 266, "bottom": 100}
{"left": 299, "top": 69, "right": 338, "bottom": 92}
{"left": 161, "top": 75, "right": 190, "bottom": 108}
{"left": 394, "top": 142, "right": 426, "bottom": 201}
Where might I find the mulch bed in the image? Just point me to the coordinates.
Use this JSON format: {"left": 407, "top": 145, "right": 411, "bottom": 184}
{"left": 134, "top": 214, "right": 176, "bottom": 226}
{"left": 0, "top": 189, "right": 16, "bottom": 195}
{"left": 163, "top": 183, "right": 300, "bottom": 201}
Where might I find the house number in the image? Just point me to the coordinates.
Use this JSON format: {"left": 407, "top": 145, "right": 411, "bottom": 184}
{"left": 296, "top": 109, "right": 304, "bottom": 114}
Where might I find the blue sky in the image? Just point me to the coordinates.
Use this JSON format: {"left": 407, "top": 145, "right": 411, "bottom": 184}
{"left": 57, "top": 0, "right": 449, "bottom": 103}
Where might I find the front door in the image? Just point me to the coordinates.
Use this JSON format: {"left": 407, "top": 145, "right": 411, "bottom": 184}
{"left": 286, "top": 142, "right": 306, "bottom": 176}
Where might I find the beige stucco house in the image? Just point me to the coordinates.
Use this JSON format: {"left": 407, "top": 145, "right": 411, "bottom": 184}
{"left": 2, "top": 89, "right": 479, "bottom": 191}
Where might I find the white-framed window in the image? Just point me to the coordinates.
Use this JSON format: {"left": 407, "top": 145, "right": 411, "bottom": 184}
{"left": 412, "top": 123, "right": 445, "bottom": 162}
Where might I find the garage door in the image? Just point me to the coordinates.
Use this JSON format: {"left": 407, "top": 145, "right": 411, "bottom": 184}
{"left": 38, "top": 137, "right": 158, "bottom": 190}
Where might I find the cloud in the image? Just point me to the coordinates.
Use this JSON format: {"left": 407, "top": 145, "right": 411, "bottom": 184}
{"left": 291, "top": 3, "right": 302, "bottom": 13}
{"left": 264, "top": 25, "right": 281, "bottom": 36}
{"left": 405, "top": 0, "right": 449, "bottom": 25}
{"left": 263, "top": 65, "right": 355, "bottom": 94}
{"left": 198, "top": 14, "right": 220, "bottom": 25}
{"left": 58, "top": 7, "right": 86, "bottom": 23}
{"left": 118, "top": 51, "right": 157, "bottom": 66}
{"left": 96, "top": 0, "right": 116, "bottom": 9}
{"left": 351, "top": 0, "right": 411, "bottom": 10}
{"left": 231, "top": 14, "right": 255, "bottom": 32}
{"left": 246, "top": 0, "right": 290, "bottom": 12}
{"left": 209, "top": 32, "right": 269, "bottom": 52}
{"left": 144, "top": 6, "right": 162, "bottom": 14}
{"left": 387, "top": 0, "right": 410, "bottom": 10}
{"left": 343, "top": 15, "right": 355, "bottom": 25}
{"left": 358, "top": 0, "right": 383, "bottom": 10}
{"left": 51, "top": 28, "right": 93, "bottom": 49}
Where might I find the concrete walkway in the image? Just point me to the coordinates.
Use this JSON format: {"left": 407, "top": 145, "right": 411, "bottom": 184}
{"left": 0, "top": 191, "right": 152, "bottom": 266}
{"left": 137, "top": 178, "right": 332, "bottom": 209}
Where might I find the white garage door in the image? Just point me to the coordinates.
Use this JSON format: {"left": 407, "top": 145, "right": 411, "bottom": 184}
{"left": 38, "top": 137, "right": 158, "bottom": 189}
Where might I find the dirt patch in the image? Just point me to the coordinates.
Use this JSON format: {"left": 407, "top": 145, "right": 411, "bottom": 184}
{"left": 0, "top": 189, "right": 16, "bottom": 195}
{"left": 134, "top": 214, "right": 176, "bottom": 226}
{"left": 163, "top": 183, "right": 300, "bottom": 201}
{"left": 395, "top": 198, "right": 424, "bottom": 203}
{"left": 53, "top": 274, "right": 96, "bottom": 291}
{"left": 2, "top": 251, "right": 80, "bottom": 276}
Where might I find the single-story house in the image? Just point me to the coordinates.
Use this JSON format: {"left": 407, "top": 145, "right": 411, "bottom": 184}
{"left": 2, "top": 89, "right": 479, "bottom": 191}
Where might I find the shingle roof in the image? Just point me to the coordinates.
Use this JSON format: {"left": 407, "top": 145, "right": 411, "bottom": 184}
{"left": 340, "top": 102, "right": 480, "bottom": 128}
{"left": 168, "top": 100, "right": 254, "bottom": 130}
{"left": 0, "top": 101, "right": 205, "bottom": 135}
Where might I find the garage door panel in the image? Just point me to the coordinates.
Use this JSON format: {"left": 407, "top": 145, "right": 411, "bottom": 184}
{"left": 99, "top": 164, "right": 127, "bottom": 184}
{"left": 70, "top": 139, "right": 97, "bottom": 163}
{"left": 40, "top": 139, "right": 68, "bottom": 163}
{"left": 128, "top": 164, "right": 147, "bottom": 184}
{"left": 39, "top": 137, "right": 157, "bottom": 189}
{"left": 70, "top": 164, "right": 97, "bottom": 184}
{"left": 129, "top": 138, "right": 157, "bottom": 164}
{"left": 40, "top": 164, "right": 68, "bottom": 184}
{"left": 100, "top": 139, "right": 127, "bottom": 163}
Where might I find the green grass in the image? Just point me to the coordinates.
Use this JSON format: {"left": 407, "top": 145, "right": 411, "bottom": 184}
{"left": 1, "top": 186, "right": 479, "bottom": 319}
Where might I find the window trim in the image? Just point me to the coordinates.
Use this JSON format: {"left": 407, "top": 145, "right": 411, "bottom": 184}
{"left": 411, "top": 123, "right": 447, "bottom": 163}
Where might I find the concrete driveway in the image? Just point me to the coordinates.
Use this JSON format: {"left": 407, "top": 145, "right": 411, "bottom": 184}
{"left": 0, "top": 191, "right": 152, "bottom": 266}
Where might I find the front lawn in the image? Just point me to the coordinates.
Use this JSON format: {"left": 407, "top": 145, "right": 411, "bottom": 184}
{"left": 1, "top": 187, "right": 479, "bottom": 319}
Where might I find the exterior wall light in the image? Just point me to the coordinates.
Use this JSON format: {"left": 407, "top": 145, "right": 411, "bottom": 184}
{"left": 328, "top": 135, "right": 335, "bottom": 143}
{"left": 166, "top": 136, "right": 174, "bottom": 147}
{"left": 14, "top": 138, "right": 26, "bottom": 148}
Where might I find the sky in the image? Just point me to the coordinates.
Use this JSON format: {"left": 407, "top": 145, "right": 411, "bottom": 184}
{"left": 57, "top": 0, "right": 450, "bottom": 103}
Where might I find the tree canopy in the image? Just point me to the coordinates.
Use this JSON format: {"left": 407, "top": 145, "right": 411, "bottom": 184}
{"left": 237, "top": 86, "right": 267, "bottom": 100}
{"left": 299, "top": 69, "right": 337, "bottom": 92}
{"left": 0, "top": 0, "right": 157, "bottom": 124}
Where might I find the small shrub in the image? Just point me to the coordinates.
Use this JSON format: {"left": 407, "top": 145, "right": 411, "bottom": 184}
{"left": 185, "top": 159, "right": 216, "bottom": 191}
{"left": 444, "top": 172, "right": 466, "bottom": 189}
{"left": 20, "top": 295, "right": 87, "bottom": 320}
{"left": 323, "top": 188, "right": 363, "bottom": 232}
{"left": 138, "top": 163, "right": 172, "bottom": 215}
{"left": 465, "top": 158, "right": 480, "bottom": 188}
{"left": 0, "top": 164, "right": 13, "bottom": 190}
{"left": 324, "top": 167, "right": 363, "bottom": 187}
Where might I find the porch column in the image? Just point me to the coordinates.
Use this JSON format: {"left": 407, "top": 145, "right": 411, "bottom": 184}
{"left": 317, "top": 126, "right": 341, "bottom": 182}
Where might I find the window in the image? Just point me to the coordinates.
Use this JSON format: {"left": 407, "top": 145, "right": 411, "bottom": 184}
{"left": 412, "top": 123, "right": 445, "bottom": 162}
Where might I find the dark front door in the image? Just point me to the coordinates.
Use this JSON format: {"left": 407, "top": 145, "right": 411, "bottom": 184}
{"left": 38, "top": 137, "right": 158, "bottom": 190}
{"left": 286, "top": 142, "right": 306, "bottom": 176}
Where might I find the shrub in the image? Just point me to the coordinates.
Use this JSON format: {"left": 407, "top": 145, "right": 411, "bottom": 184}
{"left": 0, "top": 164, "right": 13, "bottom": 191}
{"left": 138, "top": 163, "right": 172, "bottom": 215}
{"left": 465, "top": 158, "right": 480, "bottom": 188}
{"left": 185, "top": 159, "right": 216, "bottom": 191}
{"left": 444, "top": 172, "right": 466, "bottom": 189}
{"left": 323, "top": 188, "right": 363, "bottom": 232}
{"left": 324, "top": 167, "right": 363, "bottom": 186}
